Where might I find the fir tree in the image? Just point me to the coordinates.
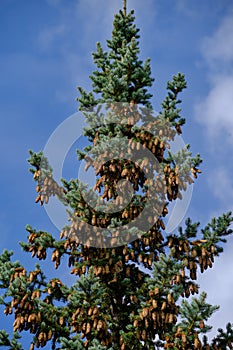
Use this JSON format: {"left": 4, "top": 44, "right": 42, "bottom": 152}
{"left": 0, "top": 1, "right": 233, "bottom": 349}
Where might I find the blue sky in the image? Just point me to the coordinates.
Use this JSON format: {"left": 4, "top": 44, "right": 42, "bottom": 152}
{"left": 1, "top": 0, "right": 233, "bottom": 347}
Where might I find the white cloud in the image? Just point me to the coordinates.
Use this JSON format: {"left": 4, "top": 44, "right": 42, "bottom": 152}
{"left": 195, "top": 75, "right": 233, "bottom": 144}
{"left": 201, "top": 12, "right": 233, "bottom": 70}
{"left": 176, "top": 0, "right": 204, "bottom": 19}
{"left": 195, "top": 11, "right": 233, "bottom": 146}
{"left": 207, "top": 167, "right": 233, "bottom": 208}
{"left": 38, "top": 24, "right": 66, "bottom": 51}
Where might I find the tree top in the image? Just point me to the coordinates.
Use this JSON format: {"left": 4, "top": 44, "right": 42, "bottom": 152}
{"left": 123, "top": 0, "right": 127, "bottom": 16}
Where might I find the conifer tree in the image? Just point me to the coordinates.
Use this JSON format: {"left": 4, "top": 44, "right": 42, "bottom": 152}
{"left": 0, "top": 1, "right": 233, "bottom": 349}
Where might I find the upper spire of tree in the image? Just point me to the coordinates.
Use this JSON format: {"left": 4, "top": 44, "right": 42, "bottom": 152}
{"left": 123, "top": 0, "right": 127, "bottom": 16}
{"left": 78, "top": 4, "right": 154, "bottom": 109}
